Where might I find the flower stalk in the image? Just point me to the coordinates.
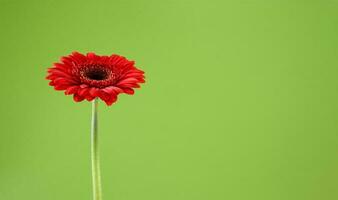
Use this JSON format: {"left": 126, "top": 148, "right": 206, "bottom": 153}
{"left": 91, "top": 98, "right": 102, "bottom": 200}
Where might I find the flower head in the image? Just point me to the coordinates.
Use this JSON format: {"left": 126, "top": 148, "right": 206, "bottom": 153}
{"left": 46, "top": 52, "right": 145, "bottom": 105}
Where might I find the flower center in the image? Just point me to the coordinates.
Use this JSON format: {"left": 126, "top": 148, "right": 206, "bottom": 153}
{"left": 78, "top": 65, "right": 117, "bottom": 88}
{"left": 83, "top": 68, "right": 109, "bottom": 81}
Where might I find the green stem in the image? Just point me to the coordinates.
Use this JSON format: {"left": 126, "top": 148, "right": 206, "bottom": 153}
{"left": 91, "top": 98, "right": 102, "bottom": 200}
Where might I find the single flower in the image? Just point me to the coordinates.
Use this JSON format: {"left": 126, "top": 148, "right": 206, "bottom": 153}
{"left": 46, "top": 51, "right": 145, "bottom": 105}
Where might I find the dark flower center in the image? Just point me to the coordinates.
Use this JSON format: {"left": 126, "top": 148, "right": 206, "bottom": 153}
{"left": 84, "top": 68, "right": 109, "bottom": 81}
{"left": 78, "top": 65, "right": 117, "bottom": 88}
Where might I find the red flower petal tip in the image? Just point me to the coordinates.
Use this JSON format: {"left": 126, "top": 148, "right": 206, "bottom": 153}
{"left": 46, "top": 52, "right": 145, "bottom": 105}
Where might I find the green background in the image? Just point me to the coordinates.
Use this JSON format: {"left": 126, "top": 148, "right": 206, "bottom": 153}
{"left": 1, "top": 0, "right": 338, "bottom": 200}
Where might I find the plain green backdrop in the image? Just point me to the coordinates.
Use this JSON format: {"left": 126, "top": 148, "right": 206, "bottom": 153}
{"left": 1, "top": 0, "right": 338, "bottom": 200}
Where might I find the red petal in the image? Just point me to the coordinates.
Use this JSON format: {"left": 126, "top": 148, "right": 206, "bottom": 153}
{"left": 116, "top": 78, "right": 139, "bottom": 85}
{"left": 123, "top": 72, "right": 145, "bottom": 79}
{"left": 85, "top": 95, "right": 95, "bottom": 101}
{"left": 102, "top": 86, "right": 123, "bottom": 94}
{"left": 61, "top": 57, "right": 74, "bottom": 66}
{"left": 137, "top": 78, "right": 145, "bottom": 83}
{"left": 87, "top": 52, "right": 98, "bottom": 60}
{"left": 65, "top": 86, "right": 79, "bottom": 95}
{"left": 89, "top": 87, "right": 99, "bottom": 97}
{"left": 123, "top": 88, "right": 134, "bottom": 95}
{"left": 73, "top": 94, "right": 85, "bottom": 102}
{"left": 49, "top": 70, "right": 76, "bottom": 81}
{"left": 53, "top": 77, "right": 77, "bottom": 85}
{"left": 105, "top": 95, "right": 118, "bottom": 106}
{"left": 78, "top": 88, "right": 89, "bottom": 96}
{"left": 71, "top": 52, "right": 87, "bottom": 63}
{"left": 53, "top": 63, "right": 68, "bottom": 71}
{"left": 97, "top": 90, "right": 110, "bottom": 101}
{"left": 80, "top": 84, "right": 88, "bottom": 88}
{"left": 46, "top": 74, "right": 56, "bottom": 80}
{"left": 54, "top": 85, "right": 68, "bottom": 90}
{"left": 119, "top": 83, "right": 140, "bottom": 88}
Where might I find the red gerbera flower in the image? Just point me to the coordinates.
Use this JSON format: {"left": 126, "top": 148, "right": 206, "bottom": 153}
{"left": 46, "top": 52, "right": 145, "bottom": 105}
